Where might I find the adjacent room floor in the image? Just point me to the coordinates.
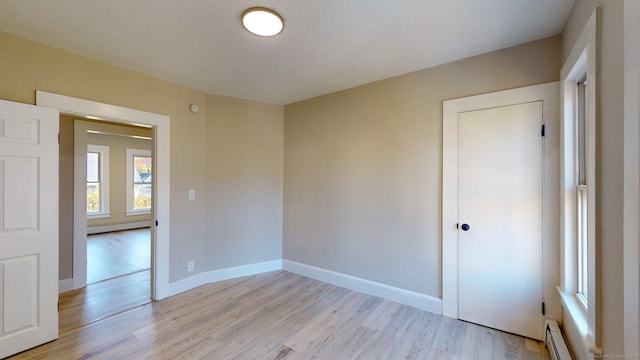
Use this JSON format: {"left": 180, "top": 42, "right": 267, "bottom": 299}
{"left": 58, "top": 228, "right": 152, "bottom": 329}
{"left": 87, "top": 228, "right": 151, "bottom": 284}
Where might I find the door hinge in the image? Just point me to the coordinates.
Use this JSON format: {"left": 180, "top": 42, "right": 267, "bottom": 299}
{"left": 541, "top": 124, "right": 546, "bottom": 137}
{"left": 58, "top": 133, "right": 60, "bottom": 144}
{"left": 542, "top": 302, "right": 546, "bottom": 316}
{"left": 155, "top": 220, "right": 159, "bottom": 227}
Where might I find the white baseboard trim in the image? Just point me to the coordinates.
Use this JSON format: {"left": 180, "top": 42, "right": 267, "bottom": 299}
{"left": 59, "top": 278, "right": 74, "bottom": 294}
{"left": 282, "top": 260, "right": 442, "bottom": 314}
{"left": 87, "top": 221, "right": 151, "bottom": 235}
{"left": 68, "top": 257, "right": 441, "bottom": 315}
{"left": 166, "top": 260, "right": 283, "bottom": 298}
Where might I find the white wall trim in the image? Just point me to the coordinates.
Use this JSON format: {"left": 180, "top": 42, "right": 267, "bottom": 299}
{"left": 87, "top": 222, "right": 151, "bottom": 235}
{"left": 58, "top": 278, "right": 74, "bottom": 294}
{"left": 87, "top": 212, "right": 111, "bottom": 220}
{"left": 282, "top": 260, "right": 442, "bottom": 314}
{"left": 63, "top": 255, "right": 443, "bottom": 314}
{"left": 442, "top": 82, "right": 560, "bottom": 322}
{"left": 72, "top": 120, "right": 90, "bottom": 289}
{"left": 166, "top": 260, "right": 283, "bottom": 298}
{"left": 36, "top": 91, "right": 171, "bottom": 300}
{"left": 623, "top": 0, "right": 640, "bottom": 356}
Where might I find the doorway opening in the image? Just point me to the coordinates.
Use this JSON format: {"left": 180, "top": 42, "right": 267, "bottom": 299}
{"left": 58, "top": 116, "right": 155, "bottom": 327}
{"left": 79, "top": 119, "right": 154, "bottom": 287}
{"left": 37, "top": 91, "right": 171, "bottom": 304}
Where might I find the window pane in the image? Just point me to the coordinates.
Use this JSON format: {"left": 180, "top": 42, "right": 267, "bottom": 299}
{"left": 134, "top": 156, "right": 152, "bottom": 183}
{"left": 87, "top": 152, "right": 99, "bottom": 182}
{"left": 87, "top": 183, "right": 100, "bottom": 213}
{"left": 577, "top": 185, "right": 588, "bottom": 306}
{"left": 577, "top": 79, "right": 587, "bottom": 185}
{"left": 133, "top": 184, "right": 152, "bottom": 210}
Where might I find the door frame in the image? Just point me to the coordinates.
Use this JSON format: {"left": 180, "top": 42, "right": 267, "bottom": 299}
{"left": 36, "top": 91, "right": 171, "bottom": 300}
{"left": 623, "top": 0, "right": 640, "bottom": 354}
{"left": 441, "top": 82, "right": 560, "bottom": 324}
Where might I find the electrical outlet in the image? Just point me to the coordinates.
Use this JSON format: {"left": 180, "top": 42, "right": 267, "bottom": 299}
{"left": 188, "top": 190, "right": 196, "bottom": 200}
{"left": 187, "top": 260, "right": 194, "bottom": 272}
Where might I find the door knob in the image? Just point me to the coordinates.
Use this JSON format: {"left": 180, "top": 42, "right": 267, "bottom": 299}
{"left": 461, "top": 223, "right": 470, "bottom": 231}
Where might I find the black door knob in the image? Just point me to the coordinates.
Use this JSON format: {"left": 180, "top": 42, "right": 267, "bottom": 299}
{"left": 461, "top": 223, "right": 470, "bottom": 231}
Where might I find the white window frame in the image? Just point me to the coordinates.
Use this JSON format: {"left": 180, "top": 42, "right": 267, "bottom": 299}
{"left": 126, "top": 148, "right": 152, "bottom": 216}
{"left": 575, "top": 77, "right": 588, "bottom": 309}
{"left": 559, "top": 7, "right": 599, "bottom": 356}
{"left": 86, "top": 144, "right": 110, "bottom": 219}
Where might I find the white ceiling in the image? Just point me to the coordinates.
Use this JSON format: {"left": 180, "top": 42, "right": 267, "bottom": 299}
{"left": 0, "top": 0, "right": 574, "bottom": 104}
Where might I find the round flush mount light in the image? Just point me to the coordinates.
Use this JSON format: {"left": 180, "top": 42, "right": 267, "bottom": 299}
{"left": 242, "top": 7, "right": 284, "bottom": 37}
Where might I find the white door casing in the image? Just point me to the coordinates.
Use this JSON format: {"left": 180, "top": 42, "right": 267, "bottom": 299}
{"left": 442, "top": 82, "right": 560, "bottom": 340}
{"left": 623, "top": 0, "right": 640, "bottom": 355}
{"left": 0, "top": 99, "right": 59, "bottom": 358}
{"left": 36, "top": 91, "right": 171, "bottom": 300}
{"left": 458, "top": 102, "right": 543, "bottom": 340}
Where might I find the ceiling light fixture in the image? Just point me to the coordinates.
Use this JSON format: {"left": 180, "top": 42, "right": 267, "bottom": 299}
{"left": 241, "top": 7, "right": 284, "bottom": 37}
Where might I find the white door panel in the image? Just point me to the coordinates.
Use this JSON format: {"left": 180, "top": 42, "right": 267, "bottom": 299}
{"left": 0, "top": 99, "right": 58, "bottom": 358}
{"left": 458, "top": 102, "right": 543, "bottom": 340}
{"left": 2, "top": 157, "right": 39, "bottom": 230}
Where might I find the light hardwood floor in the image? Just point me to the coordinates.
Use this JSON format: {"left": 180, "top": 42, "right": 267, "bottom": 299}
{"left": 59, "top": 269, "right": 151, "bottom": 330}
{"left": 52, "top": 228, "right": 152, "bottom": 332}
{"left": 9, "top": 271, "right": 550, "bottom": 359}
{"left": 87, "top": 228, "right": 151, "bottom": 284}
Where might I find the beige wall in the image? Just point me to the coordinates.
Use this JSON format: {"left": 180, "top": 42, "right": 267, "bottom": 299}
{"left": 562, "top": 0, "right": 626, "bottom": 358}
{"left": 283, "top": 36, "right": 561, "bottom": 296}
{"left": 206, "top": 95, "right": 284, "bottom": 269}
{"left": 0, "top": 31, "right": 284, "bottom": 284}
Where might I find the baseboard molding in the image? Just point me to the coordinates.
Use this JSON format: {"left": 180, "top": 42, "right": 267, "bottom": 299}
{"left": 72, "top": 257, "right": 442, "bottom": 315}
{"left": 59, "top": 278, "right": 74, "bottom": 294}
{"left": 87, "top": 221, "right": 151, "bottom": 235}
{"left": 282, "top": 260, "right": 442, "bottom": 314}
{"left": 166, "top": 260, "right": 283, "bottom": 298}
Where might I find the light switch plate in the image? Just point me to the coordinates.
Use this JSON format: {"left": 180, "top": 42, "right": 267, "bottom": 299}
{"left": 188, "top": 190, "right": 196, "bottom": 200}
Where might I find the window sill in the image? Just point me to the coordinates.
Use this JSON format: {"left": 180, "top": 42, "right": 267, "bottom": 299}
{"left": 87, "top": 212, "right": 111, "bottom": 219}
{"left": 557, "top": 286, "right": 587, "bottom": 334}
{"left": 126, "top": 210, "right": 151, "bottom": 216}
{"left": 556, "top": 286, "right": 601, "bottom": 356}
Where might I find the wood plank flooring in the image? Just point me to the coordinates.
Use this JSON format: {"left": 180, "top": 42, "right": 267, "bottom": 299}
{"left": 58, "top": 269, "right": 151, "bottom": 330}
{"left": 9, "top": 271, "right": 550, "bottom": 360}
{"left": 87, "top": 228, "right": 151, "bottom": 284}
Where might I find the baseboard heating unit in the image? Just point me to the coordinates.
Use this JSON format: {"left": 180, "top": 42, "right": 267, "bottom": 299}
{"left": 545, "top": 321, "right": 573, "bottom": 360}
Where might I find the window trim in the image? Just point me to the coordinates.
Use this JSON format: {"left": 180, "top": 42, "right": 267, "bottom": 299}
{"left": 559, "top": 7, "right": 598, "bottom": 356}
{"left": 126, "top": 148, "right": 152, "bottom": 216}
{"left": 86, "top": 144, "right": 110, "bottom": 219}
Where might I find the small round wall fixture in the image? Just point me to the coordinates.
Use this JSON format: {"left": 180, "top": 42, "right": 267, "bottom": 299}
{"left": 242, "top": 7, "right": 284, "bottom": 37}
{"left": 190, "top": 103, "right": 200, "bottom": 113}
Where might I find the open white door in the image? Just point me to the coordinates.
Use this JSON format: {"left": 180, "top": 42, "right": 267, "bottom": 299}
{"left": 0, "top": 99, "right": 59, "bottom": 358}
